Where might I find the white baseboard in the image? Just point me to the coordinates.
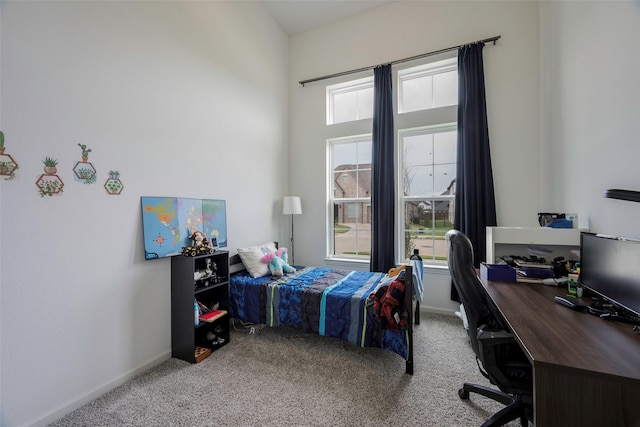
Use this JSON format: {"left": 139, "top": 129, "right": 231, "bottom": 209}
{"left": 26, "top": 351, "right": 172, "bottom": 427}
{"left": 419, "top": 305, "right": 458, "bottom": 317}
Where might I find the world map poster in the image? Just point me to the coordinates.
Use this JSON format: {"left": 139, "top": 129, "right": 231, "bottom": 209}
{"left": 141, "top": 197, "right": 227, "bottom": 260}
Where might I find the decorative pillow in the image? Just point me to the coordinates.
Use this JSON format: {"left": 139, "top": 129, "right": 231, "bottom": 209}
{"left": 237, "top": 242, "right": 278, "bottom": 278}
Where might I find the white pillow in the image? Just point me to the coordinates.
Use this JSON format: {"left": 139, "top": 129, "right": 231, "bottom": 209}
{"left": 236, "top": 242, "right": 278, "bottom": 278}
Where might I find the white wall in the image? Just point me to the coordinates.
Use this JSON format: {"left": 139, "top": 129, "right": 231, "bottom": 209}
{"left": 288, "top": 1, "right": 540, "bottom": 314}
{"left": 539, "top": 1, "right": 640, "bottom": 238}
{"left": 0, "top": 2, "right": 288, "bottom": 426}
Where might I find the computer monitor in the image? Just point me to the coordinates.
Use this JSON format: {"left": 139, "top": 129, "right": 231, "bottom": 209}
{"left": 580, "top": 232, "right": 640, "bottom": 318}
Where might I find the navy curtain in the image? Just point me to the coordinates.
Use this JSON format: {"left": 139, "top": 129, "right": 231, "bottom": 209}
{"left": 452, "top": 42, "right": 497, "bottom": 301}
{"left": 370, "top": 64, "right": 395, "bottom": 273}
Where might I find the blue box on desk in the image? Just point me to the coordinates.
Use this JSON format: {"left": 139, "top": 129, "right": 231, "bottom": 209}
{"left": 480, "top": 263, "right": 516, "bottom": 282}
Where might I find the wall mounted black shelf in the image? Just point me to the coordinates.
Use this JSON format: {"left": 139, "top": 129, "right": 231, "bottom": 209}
{"left": 603, "top": 189, "right": 640, "bottom": 203}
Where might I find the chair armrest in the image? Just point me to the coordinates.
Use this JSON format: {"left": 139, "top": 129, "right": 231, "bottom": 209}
{"left": 476, "top": 326, "right": 531, "bottom": 388}
{"left": 477, "top": 328, "right": 515, "bottom": 346}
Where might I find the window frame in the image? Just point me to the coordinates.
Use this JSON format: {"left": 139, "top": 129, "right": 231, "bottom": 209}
{"left": 324, "top": 52, "right": 458, "bottom": 266}
{"left": 398, "top": 57, "right": 458, "bottom": 114}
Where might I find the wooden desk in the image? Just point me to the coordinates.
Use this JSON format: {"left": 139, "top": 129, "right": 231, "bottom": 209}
{"left": 480, "top": 277, "right": 640, "bottom": 427}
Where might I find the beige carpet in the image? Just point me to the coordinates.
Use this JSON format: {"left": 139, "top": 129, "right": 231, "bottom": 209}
{"left": 50, "top": 313, "right": 528, "bottom": 426}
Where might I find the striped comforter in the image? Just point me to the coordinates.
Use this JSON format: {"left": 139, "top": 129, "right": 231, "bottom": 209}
{"left": 229, "top": 267, "right": 408, "bottom": 359}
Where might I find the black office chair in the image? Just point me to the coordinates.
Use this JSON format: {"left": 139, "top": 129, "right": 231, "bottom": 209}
{"left": 446, "top": 230, "right": 533, "bottom": 427}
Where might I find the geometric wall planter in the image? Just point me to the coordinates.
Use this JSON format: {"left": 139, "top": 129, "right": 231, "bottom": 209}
{"left": 74, "top": 144, "right": 96, "bottom": 184}
{"left": 104, "top": 170, "right": 124, "bottom": 195}
{"left": 73, "top": 161, "right": 97, "bottom": 184}
{"left": 37, "top": 157, "right": 64, "bottom": 197}
{"left": 0, "top": 132, "right": 19, "bottom": 180}
{"left": 0, "top": 152, "right": 19, "bottom": 180}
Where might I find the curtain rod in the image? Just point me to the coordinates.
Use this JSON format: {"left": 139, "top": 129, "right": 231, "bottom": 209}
{"left": 299, "top": 35, "right": 501, "bottom": 87}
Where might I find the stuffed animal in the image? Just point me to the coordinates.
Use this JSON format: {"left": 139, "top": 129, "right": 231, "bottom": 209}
{"left": 260, "top": 247, "right": 296, "bottom": 277}
{"left": 189, "top": 231, "right": 206, "bottom": 247}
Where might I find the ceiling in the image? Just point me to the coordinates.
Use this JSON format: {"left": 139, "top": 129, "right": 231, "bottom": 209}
{"left": 260, "top": 0, "right": 395, "bottom": 35}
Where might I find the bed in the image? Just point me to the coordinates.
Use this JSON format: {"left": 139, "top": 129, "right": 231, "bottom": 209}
{"left": 228, "top": 242, "right": 422, "bottom": 374}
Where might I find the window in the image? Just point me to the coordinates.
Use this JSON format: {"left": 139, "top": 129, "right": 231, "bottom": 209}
{"left": 328, "top": 136, "right": 372, "bottom": 259}
{"left": 327, "top": 77, "right": 373, "bottom": 125}
{"left": 398, "top": 57, "right": 457, "bottom": 113}
{"left": 326, "top": 56, "right": 457, "bottom": 264}
{"left": 398, "top": 57, "right": 458, "bottom": 264}
{"left": 399, "top": 125, "right": 456, "bottom": 263}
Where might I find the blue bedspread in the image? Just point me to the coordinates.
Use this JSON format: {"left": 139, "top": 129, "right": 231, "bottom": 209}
{"left": 229, "top": 267, "right": 408, "bottom": 359}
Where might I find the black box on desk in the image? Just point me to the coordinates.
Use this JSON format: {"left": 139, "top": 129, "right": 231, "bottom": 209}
{"left": 480, "top": 263, "right": 516, "bottom": 282}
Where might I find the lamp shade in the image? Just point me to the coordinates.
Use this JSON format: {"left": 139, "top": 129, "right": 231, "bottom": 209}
{"left": 283, "top": 196, "right": 302, "bottom": 215}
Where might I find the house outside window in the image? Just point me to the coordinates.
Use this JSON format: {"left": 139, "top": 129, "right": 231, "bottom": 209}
{"left": 326, "top": 55, "right": 457, "bottom": 264}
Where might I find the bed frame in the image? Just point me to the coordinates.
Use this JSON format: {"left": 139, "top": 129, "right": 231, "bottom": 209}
{"left": 229, "top": 252, "right": 419, "bottom": 375}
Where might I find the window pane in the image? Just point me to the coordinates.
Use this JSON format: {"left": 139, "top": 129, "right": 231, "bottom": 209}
{"left": 328, "top": 80, "right": 374, "bottom": 125}
{"left": 401, "top": 75, "right": 433, "bottom": 113}
{"left": 433, "top": 130, "right": 457, "bottom": 195}
{"left": 333, "top": 141, "right": 358, "bottom": 164}
{"left": 398, "top": 57, "right": 457, "bottom": 114}
{"left": 433, "top": 164, "right": 456, "bottom": 195}
{"left": 404, "top": 200, "right": 453, "bottom": 262}
{"left": 403, "top": 130, "right": 457, "bottom": 197}
{"left": 433, "top": 70, "right": 458, "bottom": 108}
{"left": 332, "top": 140, "right": 372, "bottom": 199}
{"left": 333, "top": 91, "right": 358, "bottom": 124}
{"left": 403, "top": 133, "right": 434, "bottom": 197}
{"left": 405, "top": 164, "right": 434, "bottom": 197}
{"left": 433, "top": 131, "right": 457, "bottom": 165}
{"left": 332, "top": 202, "right": 371, "bottom": 257}
{"left": 357, "top": 86, "right": 374, "bottom": 121}
{"left": 333, "top": 140, "right": 372, "bottom": 164}
{"left": 404, "top": 133, "right": 434, "bottom": 164}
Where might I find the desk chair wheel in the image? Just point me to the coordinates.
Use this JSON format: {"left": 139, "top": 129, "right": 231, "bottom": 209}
{"left": 458, "top": 388, "right": 470, "bottom": 399}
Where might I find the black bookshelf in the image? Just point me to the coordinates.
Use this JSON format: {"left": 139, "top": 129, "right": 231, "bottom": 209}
{"left": 170, "top": 250, "right": 230, "bottom": 362}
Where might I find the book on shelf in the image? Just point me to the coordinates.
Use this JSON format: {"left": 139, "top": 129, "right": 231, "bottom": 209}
{"left": 513, "top": 259, "right": 552, "bottom": 269}
{"left": 515, "top": 269, "right": 548, "bottom": 284}
{"left": 199, "top": 309, "right": 227, "bottom": 323}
